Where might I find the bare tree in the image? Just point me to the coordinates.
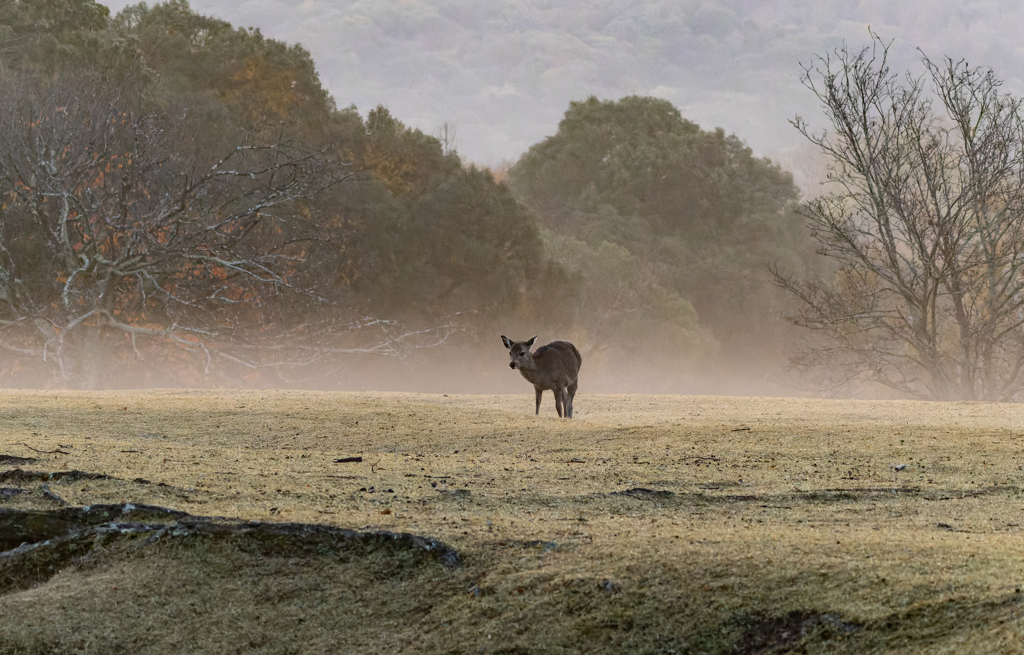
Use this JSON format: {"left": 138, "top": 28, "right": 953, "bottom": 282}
{"left": 775, "top": 35, "right": 1024, "bottom": 401}
{"left": 436, "top": 122, "right": 460, "bottom": 157}
{"left": 0, "top": 67, "right": 354, "bottom": 385}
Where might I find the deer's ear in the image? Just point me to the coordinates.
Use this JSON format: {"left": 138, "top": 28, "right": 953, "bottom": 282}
{"left": 526, "top": 335, "right": 537, "bottom": 348}
{"left": 501, "top": 335, "right": 512, "bottom": 349}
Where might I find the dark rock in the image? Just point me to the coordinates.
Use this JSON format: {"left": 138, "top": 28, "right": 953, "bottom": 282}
{"left": 39, "top": 484, "right": 66, "bottom": 505}
{"left": 0, "top": 456, "right": 36, "bottom": 465}
{"left": 0, "top": 503, "right": 189, "bottom": 551}
{"left": 0, "top": 469, "right": 114, "bottom": 484}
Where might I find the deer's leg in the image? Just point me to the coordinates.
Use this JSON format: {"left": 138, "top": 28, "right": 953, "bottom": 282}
{"left": 554, "top": 388, "right": 565, "bottom": 418}
{"left": 566, "top": 381, "right": 577, "bottom": 418}
{"left": 535, "top": 387, "right": 543, "bottom": 415}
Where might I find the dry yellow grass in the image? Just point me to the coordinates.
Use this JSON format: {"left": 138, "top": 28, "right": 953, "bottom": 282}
{"left": 2, "top": 390, "right": 1024, "bottom": 653}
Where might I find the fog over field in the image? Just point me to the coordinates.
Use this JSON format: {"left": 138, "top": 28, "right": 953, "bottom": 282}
{"left": 9, "top": 1, "right": 1024, "bottom": 397}
{"left": 100, "top": 0, "right": 1024, "bottom": 179}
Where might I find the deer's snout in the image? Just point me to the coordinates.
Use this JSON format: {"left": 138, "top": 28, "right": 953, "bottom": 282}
{"left": 509, "top": 361, "right": 517, "bottom": 369}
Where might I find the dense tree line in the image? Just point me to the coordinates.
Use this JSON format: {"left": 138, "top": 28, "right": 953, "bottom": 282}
{"left": 0, "top": 0, "right": 566, "bottom": 387}
{"left": 509, "top": 96, "right": 820, "bottom": 389}
{"left": 0, "top": 0, "right": 822, "bottom": 392}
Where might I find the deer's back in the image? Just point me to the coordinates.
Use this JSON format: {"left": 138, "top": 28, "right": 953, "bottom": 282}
{"left": 531, "top": 341, "right": 581, "bottom": 385}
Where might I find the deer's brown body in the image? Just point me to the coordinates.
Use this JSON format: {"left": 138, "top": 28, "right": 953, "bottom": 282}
{"left": 501, "top": 335, "right": 581, "bottom": 418}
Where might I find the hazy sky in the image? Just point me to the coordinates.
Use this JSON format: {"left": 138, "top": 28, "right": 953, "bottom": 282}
{"left": 100, "top": 0, "right": 1024, "bottom": 185}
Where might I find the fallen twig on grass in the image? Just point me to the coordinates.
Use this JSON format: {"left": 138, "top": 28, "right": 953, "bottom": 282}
{"left": 22, "top": 443, "right": 70, "bottom": 455}
{"left": 334, "top": 456, "right": 363, "bottom": 463}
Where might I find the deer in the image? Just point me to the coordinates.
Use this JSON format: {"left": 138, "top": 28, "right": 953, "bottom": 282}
{"left": 501, "top": 335, "right": 582, "bottom": 418}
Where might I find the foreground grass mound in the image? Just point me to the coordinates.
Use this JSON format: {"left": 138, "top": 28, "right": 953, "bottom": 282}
{"left": 0, "top": 503, "right": 459, "bottom": 653}
{"left": 1, "top": 390, "right": 1024, "bottom": 653}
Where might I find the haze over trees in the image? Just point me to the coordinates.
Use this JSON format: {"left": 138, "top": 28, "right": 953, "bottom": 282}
{"left": 0, "top": 0, "right": 825, "bottom": 392}
{"left": 0, "top": 0, "right": 563, "bottom": 387}
{"left": 94, "top": 0, "right": 1024, "bottom": 171}
{"left": 17, "top": 0, "right": 990, "bottom": 398}
{"left": 509, "top": 96, "right": 818, "bottom": 388}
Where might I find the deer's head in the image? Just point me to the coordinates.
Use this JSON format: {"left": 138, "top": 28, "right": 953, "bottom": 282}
{"left": 501, "top": 335, "right": 537, "bottom": 370}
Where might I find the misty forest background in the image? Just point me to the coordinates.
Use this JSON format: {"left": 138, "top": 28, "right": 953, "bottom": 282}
{"left": 0, "top": 0, "right": 900, "bottom": 397}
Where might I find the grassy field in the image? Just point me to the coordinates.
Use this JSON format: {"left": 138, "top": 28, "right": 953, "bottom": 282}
{"left": 1, "top": 389, "right": 1024, "bottom": 653}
